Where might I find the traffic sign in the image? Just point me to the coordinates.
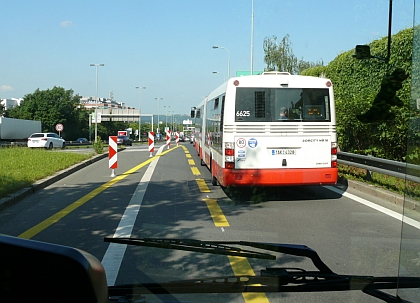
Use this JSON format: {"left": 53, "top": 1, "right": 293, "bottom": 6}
{"left": 55, "top": 124, "right": 64, "bottom": 132}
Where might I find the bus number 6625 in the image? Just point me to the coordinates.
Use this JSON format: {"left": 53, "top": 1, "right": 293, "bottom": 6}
{"left": 236, "top": 111, "right": 250, "bottom": 117}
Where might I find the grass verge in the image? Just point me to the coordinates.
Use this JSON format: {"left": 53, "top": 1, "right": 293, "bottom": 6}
{"left": 338, "top": 163, "right": 420, "bottom": 200}
{"left": 0, "top": 147, "right": 94, "bottom": 198}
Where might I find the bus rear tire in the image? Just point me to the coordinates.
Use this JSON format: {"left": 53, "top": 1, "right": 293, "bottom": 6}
{"left": 211, "top": 175, "right": 218, "bottom": 186}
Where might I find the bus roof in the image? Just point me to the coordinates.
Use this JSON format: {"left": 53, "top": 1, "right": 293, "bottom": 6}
{"left": 201, "top": 73, "right": 333, "bottom": 106}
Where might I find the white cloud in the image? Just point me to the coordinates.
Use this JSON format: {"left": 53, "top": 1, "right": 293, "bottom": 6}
{"left": 0, "top": 85, "right": 14, "bottom": 92}
{"left": 60, "top": 21, "right": 74, "bottom": 27}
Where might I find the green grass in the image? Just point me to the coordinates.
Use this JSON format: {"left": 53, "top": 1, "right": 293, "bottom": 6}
{"left": 0, "top": 147, "right": 94, "bottom": 199}
{"left": 338, "top": 163, "right": 420, "bottom": 200}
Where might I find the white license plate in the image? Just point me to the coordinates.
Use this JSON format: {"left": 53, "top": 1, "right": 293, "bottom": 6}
{"left": 271, "top": 149, "right": 296, "bottom": 155}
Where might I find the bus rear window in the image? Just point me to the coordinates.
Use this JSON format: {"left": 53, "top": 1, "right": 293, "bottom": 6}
{"left": 235, "top": 87, "right": 331, "bottom": 122}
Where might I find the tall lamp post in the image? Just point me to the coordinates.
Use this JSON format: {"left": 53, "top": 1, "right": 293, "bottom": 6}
{"left": 90, "top": 63, "right": 104, "bottom": 141}
{"left": 155, "top": 98, "right": 163, "bottom": 135}
{"left": 135, "top": 86, "right": 146, "bottom": 141}
{"left": 212, "top": 46, "right": 230, "bottom": 79}
{"left": 164, "top": 105, "right": 170, "bottom": 128}
{"left": 250, "top": 0, "right": 254, "bottom": 75}
{"left": 171, "top": 111, "right": 174, "bottom": 131}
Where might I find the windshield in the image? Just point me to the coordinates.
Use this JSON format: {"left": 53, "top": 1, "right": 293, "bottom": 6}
{"left": 235, "top": 88, "right": 331, "bottom": 122}
{"left": 1, "top": 1, "right": 420, "bottom": 303}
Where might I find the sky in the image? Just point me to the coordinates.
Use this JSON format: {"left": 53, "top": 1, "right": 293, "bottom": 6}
{"left": 0, "top": 0, "right": 416, "bottom": 115}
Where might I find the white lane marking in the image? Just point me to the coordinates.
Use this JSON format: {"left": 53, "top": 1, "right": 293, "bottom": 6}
{"left": 101, "top": 144, "right": 165, "bottom": 286}
{"left": 325, "top": 186, "right": 420, "bottom": 230}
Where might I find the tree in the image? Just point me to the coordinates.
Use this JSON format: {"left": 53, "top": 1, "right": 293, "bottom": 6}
{"left": 301, "top": 28, "right": 414, "bottom": 161}
{"left": 263, "top": 34, "right": 323, "bottom": 74}
{"left": 0, "top": 102, "right": 5, "bottom": 116}
{"left": 6, "top": 86, "right": 84, "bottom": 139}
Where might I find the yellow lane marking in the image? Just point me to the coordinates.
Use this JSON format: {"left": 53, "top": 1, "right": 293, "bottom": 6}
{"left": 196, "top": 178, "right": 210, "bottom": 193}
{"left": 228, "top": 256, "right": 271, "bottom": 303}
{"left": 185, "top": 153, "right": 192, "bottom": 158}
{"left": 202, "top": 198, "right": 229, "bottom": 227}
{"left": 191, "top": 166, "right": 201, "bottom": 175}
{"left": 188, "top": 159, "right": 195, "bottom": 165}
{"left": 18, "top": 146, "right": 179, "bottom": 239}
{"left": 183, "top": 144, "right": 269, "bottom": 303}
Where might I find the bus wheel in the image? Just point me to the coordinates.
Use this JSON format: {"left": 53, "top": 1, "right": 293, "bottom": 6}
{"left": 211, "top": 163, "right": 218, "bottom": 185}
{"left": 211, "top": 175, "right": 218, "bottom": 186}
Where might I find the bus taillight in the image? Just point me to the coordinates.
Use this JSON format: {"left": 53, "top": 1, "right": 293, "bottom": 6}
{"left": 225, "top": 142, "right": 235, "bottom": 169}
{"left": 225, "top": 162, "right": 235, "bottom": 169}
{"left": 225, "top": 149, "right": 234, "bottom": 156}
{"left": 331, "top": 142, "right": 338, "bottom": 168}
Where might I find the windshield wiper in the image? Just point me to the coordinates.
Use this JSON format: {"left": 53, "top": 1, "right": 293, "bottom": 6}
{"left": 104, "top": 238, "right": 333, "bottom": 273}
{"left": 105, "top": 237, "right": 420, "bottom": 302}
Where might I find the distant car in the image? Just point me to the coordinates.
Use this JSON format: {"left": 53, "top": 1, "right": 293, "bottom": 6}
{"left": 27, "top": 133, "right": 66, "bottom": 149}
{"left": 117, "top": 135, "right": 132, "bottom": 146}
{"left": 74, "top": 138, "right": 88, "bottom": 143}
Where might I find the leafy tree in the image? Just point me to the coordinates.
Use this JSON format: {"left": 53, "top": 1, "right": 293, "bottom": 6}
{"left": 0, "top": 102, "right": 5, "bottom": 116}
{"left": 263, "top": 35, "right": 323, "bottom": 74}
{"left": 6, "top": 86, "right": 83, "bottom": 139}
{"left": 302, "top": 28, "right": 415, "bottom": 161}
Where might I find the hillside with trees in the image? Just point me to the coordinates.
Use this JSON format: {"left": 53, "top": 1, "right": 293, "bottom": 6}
{"left": 264, "top": 28, "right": 417, "bottom": 162}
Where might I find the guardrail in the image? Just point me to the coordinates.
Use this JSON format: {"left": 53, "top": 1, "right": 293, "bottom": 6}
{"left": 338, "top": 151, "right": 420, "bottom": 183}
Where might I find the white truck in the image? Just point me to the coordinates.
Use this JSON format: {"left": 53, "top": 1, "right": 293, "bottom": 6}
{"left": 0, "top": 117, "right": 42, "bottom": 141}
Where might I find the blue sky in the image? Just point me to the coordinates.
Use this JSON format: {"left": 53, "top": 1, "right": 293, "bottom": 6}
{"left": 0, "top": 0, "right": 415, "bottom": 115}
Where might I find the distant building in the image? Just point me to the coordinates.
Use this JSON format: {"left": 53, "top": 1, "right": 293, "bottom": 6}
{"left": 80, "top": 96, "right": 134, "bottom": 110}
{"left": 1, "top": 98, "right": 23, "bottom": 111}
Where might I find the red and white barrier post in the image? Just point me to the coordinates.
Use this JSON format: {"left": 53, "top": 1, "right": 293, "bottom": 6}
{"left": 148, "top": 132, "right": 154, "bottom": 157}
{"left": 109, "top": 136, "right": 118, "bottom": 177}
{"left": 166, "top": 130, "right": 171, "bottom": 149}
{"left": 176, "top": 131, "right": 180, "bottom": 146}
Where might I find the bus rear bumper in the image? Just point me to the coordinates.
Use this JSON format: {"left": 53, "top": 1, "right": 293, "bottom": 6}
{"left": 220, "top": 168, "right": 338, "bottom": 187}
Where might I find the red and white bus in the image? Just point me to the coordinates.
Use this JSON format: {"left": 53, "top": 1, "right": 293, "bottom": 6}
{"left": 191, "top": 71, "right": 338, "bottom": 187}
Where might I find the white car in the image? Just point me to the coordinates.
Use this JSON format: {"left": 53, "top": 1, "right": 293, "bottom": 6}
{"left": 27, "top": 133, "right": 66, "bottom": 149}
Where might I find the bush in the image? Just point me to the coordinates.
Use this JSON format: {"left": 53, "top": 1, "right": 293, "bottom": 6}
{"left": 303, "top": 28, "right": 414, "bottom": 161}
{"left": 93, "top": 136, "right": 104, "bottom": 154}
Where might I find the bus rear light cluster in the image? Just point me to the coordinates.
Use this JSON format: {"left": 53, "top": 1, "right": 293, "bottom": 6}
{"left": 225, "top": 142, "right": 235, "bottom": 169}
{"left": 331, "top": 142, "right": 338, "bottom": 168}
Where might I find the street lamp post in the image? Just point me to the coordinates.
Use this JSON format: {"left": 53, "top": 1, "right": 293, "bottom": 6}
{"left": 135, "top": 86, "right": 146, "bottom": 141}
{"left": 155, "top": 98, "right": 163, "bottom": 135}
{"left": 250, "top": 0, "right": 254, "bottom": 75}
{"left": 212, "top": 71, "right": 225, "bottom": 82}
{"left": 171, "top": 111, "right": 174, "bottom": 131}
{"left": 212, "top": 46, "right": 230, "bottom": 79}
{"left": 164, "top": 105, "right": 170, "bottom": 128}
{"left": 90, "top": 63, "right": 104, "bottom": 141}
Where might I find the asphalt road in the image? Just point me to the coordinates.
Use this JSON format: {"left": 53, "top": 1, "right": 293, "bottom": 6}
{"left": 0, "top": 142, "right": 417, "bottom": 303}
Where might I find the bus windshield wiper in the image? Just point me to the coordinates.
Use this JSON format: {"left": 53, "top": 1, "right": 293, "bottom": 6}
{"left": 105, "top": 238, "right": 420, "bottom": 302}
{"left": 104, "top": 237, "right": 332, "bottom": 273}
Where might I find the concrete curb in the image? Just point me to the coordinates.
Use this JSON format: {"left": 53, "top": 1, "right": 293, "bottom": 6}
{"left": 338, "top": 176, "right": 419, "bottom": 212}
{"left": 0, "top": 152, "right": 108, "bottom": 211}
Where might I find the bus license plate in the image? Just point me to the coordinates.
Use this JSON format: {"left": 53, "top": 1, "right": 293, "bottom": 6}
{"left": 271, "top": 149, "right": 296, "bottom": 155}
